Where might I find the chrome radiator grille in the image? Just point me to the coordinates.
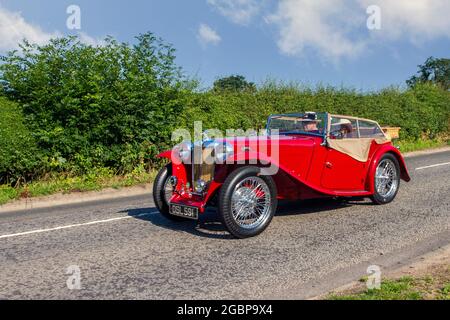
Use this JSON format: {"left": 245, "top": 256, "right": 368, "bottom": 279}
{"left": 192, "top": 143, "right": 215, "bottom": 193}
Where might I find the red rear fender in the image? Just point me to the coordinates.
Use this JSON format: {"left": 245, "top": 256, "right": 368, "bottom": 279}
{"left": 366, "top": 145, "right": 411, "bottom": 193}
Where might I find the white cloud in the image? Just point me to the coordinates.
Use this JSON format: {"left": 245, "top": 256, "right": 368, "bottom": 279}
{"left": 197, "top": 24, "right": 222, "bottom": 47}
{"left": 358, "top": 0, "right": 450, "bottom": 43}
{"left": 0, "top": 6, "right": 59, "bottom": 51}
{"left": 207, "top": 0, "right": 261, "bottom": 25}
{"left": 266, "top": 0, "right": 366, "bottom": 62}
{"left": 0, "top": 6, "right": 105, "bottom": 52}
{"left": 77, "top": 32, "right": 105, "bottom": 47}
{"left": 266, "top": 0, "right": 450, "bottom": 62}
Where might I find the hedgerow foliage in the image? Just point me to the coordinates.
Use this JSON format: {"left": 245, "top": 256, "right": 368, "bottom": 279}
{"left": 1, "top": 33, "right": 188, "bottom": 178}
{"left": 0, "top": 97, "right": 41, "bottom": 184}
{"left": 0, "top": 34, "right": 449, "bottom": 184}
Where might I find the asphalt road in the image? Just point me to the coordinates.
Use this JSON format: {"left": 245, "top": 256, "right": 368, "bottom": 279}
{"left": 0, "top": 151, "right": 449, "bottom": 299}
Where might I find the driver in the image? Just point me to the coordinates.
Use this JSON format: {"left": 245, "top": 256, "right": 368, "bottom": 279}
{"left": 303, "top": 120, "right": 319, "bottom": 132}
{"left": 303, "top": 112, "right": 321, "bottom": 133}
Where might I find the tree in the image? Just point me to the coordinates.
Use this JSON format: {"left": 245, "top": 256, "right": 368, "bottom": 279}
{"left": 407, "top": 57, "right": 450, "bottom": 90}
{"left": 213, "top": 75, "right": 256, "bottom": 92}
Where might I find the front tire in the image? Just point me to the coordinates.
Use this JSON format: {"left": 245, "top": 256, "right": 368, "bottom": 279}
{"left": 370, "top": 153, "right": 401, "bottom": 205}
{"left": 152, "top": 163, "right": 186, "bottom": 221}
{"left": 218, "top": 166, "right": 277, "bottom": 238}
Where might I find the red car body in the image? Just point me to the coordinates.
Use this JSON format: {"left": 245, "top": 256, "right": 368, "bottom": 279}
{"left": 158, "top": 119, "right": 410, "bottom": 214}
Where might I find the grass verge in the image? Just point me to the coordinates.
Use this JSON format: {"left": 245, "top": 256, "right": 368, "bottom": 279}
{"left": 0, "top": 166, "right": 157, "bottom": 206}
{"left": 329, "top": 265, "right": 450, "bottom": 300}
{"left": 396, "top": 138, "right": 449, "bottom": 153}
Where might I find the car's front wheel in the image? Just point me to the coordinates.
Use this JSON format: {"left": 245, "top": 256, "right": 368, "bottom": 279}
{"left": 152, "top": 163, "right": 186, "bottom": 221}
{"left": 218, "top": 166, "right": 277, "bottom": 238}
{"left": 370, "top": 153, "right": 401, "bottom": 205}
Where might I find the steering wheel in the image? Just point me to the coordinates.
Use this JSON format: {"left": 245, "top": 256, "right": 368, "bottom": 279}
{"left": 329, "top": 130, "right": 345, "bottom": 139}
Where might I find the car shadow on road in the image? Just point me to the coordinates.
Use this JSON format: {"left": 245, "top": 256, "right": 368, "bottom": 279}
{"left": 123, "top": 207, "right": 234, "bottom": 239}
{"left": 123, "top": 197, "right": 364, "bottom": 239}
{"left": 275, "top": 197, "right": 365, "bottom": 216}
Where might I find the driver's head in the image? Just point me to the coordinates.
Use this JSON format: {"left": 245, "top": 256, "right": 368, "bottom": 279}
{"left": 303, "top": 112, "right": 319, "bottom": 132}
{"left": 304, "top": 120, "right": 319, "bottom": 131}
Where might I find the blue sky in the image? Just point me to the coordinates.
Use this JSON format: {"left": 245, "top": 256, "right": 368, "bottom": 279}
{"left": 0, "top": 0, "right": 449, "bottom": 91}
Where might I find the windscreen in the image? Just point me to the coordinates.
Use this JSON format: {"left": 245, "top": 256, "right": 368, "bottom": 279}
{"left": 268, "top": 113, "right": 327, "bottom": 135}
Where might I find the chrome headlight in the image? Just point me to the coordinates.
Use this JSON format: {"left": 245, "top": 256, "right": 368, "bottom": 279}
{"left": 176, "top": 141, "right": 192, "bottom": 163}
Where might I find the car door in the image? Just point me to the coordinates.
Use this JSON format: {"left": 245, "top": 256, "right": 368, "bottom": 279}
{"left": 320, "top": 116, "right": 367, "bottom": 191}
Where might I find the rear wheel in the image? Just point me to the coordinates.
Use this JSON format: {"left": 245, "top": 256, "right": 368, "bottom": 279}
{"left": 152, "top": 163, "right": 186, "bottom": 221}
{"left": 370, "top": 153, "right": 400, "bottom": 205}
{"left": 218, "top": 166, "right": 277, "bottom": 238}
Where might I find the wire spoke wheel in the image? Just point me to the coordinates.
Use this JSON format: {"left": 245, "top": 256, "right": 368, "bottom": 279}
{"left": 163, "top": 178, "right": 174, "bottom": 204}
{"left": 230, "top": 176, "right": 272, "bottom": 230}
{"left": 375, "top": 159, "right": 398, "bottom": 199}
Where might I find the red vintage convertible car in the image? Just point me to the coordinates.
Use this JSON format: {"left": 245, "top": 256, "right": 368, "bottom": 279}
{"left": 153, "top": 112, "right": 410, "bottom": 238}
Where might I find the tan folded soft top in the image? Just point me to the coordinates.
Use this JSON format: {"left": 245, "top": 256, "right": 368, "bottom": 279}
{"left": 327, "top": 137, "right": 390, "bottom": 162}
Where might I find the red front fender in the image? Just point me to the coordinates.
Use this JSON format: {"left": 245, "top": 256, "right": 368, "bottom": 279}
{"left": 157, "top": 150, "right": 172, "bottom": 160}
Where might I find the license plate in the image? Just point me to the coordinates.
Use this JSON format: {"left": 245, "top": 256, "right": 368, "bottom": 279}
{"left": 169, "top": 204, "right": 199, "bottom": 220}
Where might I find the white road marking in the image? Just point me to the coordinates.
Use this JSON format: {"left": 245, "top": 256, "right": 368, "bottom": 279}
{"left": 0, "top": 212, "right": 153, "bottom": 240}
{"left": 415, "top": 162, "right": 450, "bottom": 171}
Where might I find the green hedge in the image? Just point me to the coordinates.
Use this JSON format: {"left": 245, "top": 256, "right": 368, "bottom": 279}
{"left": 0, "top": 97, "right": 41, "bottom": 183}
{"left": 1, "top": 34, "right": 187, "bottom": 175}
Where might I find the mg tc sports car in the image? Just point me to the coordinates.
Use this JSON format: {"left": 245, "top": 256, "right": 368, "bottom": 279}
{"left": 153, "top": 112, "right": 411, "bottom": 238}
